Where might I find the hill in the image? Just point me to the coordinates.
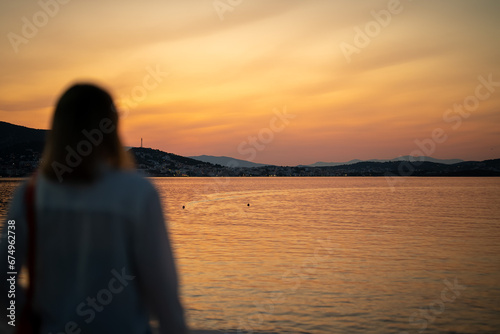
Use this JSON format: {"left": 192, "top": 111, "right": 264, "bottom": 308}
{"left": 189, "top": 155, "right": 271, "bottom": 168}
{"left": 302, "top": 156, "right": 463, "bottom": 167}
{"left": 130, "top": 147, "right": 215, "bottom": 176}
{"left": 0, "top": 121, "right": 498, "bottom": 177}
{"left": 0, "top": 121, "right": 48, "bottom": 155}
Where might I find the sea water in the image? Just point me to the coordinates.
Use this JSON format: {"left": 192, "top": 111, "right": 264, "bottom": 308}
{"left": 1, "top": 177, "right": 499, "bottom": 333}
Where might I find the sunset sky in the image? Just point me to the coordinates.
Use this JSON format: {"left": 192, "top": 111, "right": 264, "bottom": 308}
{"left": 1, "top": 0, "right": 499, "bottom": 166}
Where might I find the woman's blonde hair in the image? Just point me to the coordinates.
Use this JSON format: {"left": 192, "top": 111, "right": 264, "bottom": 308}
{"left": 40, "top": 83, "right": 134, "bottom": 182}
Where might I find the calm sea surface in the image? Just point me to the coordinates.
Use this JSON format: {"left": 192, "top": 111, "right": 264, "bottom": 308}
{"left": 1, "top": 177, "right": 499, "bottom": 333}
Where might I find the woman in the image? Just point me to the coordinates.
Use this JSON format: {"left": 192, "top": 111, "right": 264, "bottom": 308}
{"left": 0, "top": 83, "right": 187, "bottom": 333}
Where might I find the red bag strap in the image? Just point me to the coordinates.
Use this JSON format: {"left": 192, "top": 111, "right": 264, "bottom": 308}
{"left": 23, "top": 173, "right": 37, "bottom": 306}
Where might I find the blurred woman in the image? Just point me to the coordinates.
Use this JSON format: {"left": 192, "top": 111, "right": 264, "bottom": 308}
{"left": 0, "top": 83, "right": 187, "bottom": 334}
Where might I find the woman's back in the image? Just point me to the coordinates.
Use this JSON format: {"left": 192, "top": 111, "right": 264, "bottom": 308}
{"left": 1, "top": 83, "right": 187, "bottom": 333}
{"left": 1, "top": 167, "right": 186, "bottom": 334}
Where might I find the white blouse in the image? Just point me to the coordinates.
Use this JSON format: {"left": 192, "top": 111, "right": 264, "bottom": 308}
{"left": 0, "top": 169, "right": 187, "bottom": 334}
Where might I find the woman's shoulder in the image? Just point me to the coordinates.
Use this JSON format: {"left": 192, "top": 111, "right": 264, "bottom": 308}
{"left": 98, "top": 170, "right": 162, "bottom": 220}
{"left": 38, "top": 168, "right": 156, "bottom": 195}
{"left": 35, "top": 169, "right": 160, "bottom": 217}
{"left": 100, "top": 169, "right": 159, "bottom": 199}
{"left": 106, "top": 169, "right": 154, "bottom": 187}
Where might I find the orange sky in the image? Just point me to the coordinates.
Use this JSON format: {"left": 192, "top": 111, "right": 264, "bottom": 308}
{"left": 1, "top": 0, "right": 499, "bottom": 165}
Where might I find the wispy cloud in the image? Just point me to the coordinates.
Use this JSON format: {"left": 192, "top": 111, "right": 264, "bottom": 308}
{"left": 1, "top": 0, "right": 499, "bottom": 164}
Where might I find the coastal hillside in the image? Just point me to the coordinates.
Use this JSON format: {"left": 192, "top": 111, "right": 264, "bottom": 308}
{"left": 0, "top": 121, "right": 47, "bottom": 154}
{"left": 302, "top": 156, "right": 464, "bottom": 167}
{"left": 0, "top": 121, "right": 499, "bottom": 177}
{"left": 130, "top": 147, "right": 215, "bottom": 176}
{"left": 189, "top": 155, "right": 271, "bottom": 168}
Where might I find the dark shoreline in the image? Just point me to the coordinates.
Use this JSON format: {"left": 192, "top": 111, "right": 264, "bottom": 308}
{"left": 1, "top": 174, "right": 500, "bottom": 179}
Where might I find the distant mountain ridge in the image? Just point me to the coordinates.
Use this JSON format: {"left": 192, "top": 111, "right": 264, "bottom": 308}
{"left": 301, "top": 156, "right": 464, "bottom": 167}
{"left": 189, "top": 155, "right": 271, "bottom": 168}
{"left": 0, "top": 121, "right": 493, "bottom": 176}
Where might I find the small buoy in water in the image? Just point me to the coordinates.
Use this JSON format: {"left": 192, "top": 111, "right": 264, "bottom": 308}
{"left": 247, "top": 203, "right": 250, "bottom": 206}
{"left": 182, "top": 205, "right": 185, "bottom": 209}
